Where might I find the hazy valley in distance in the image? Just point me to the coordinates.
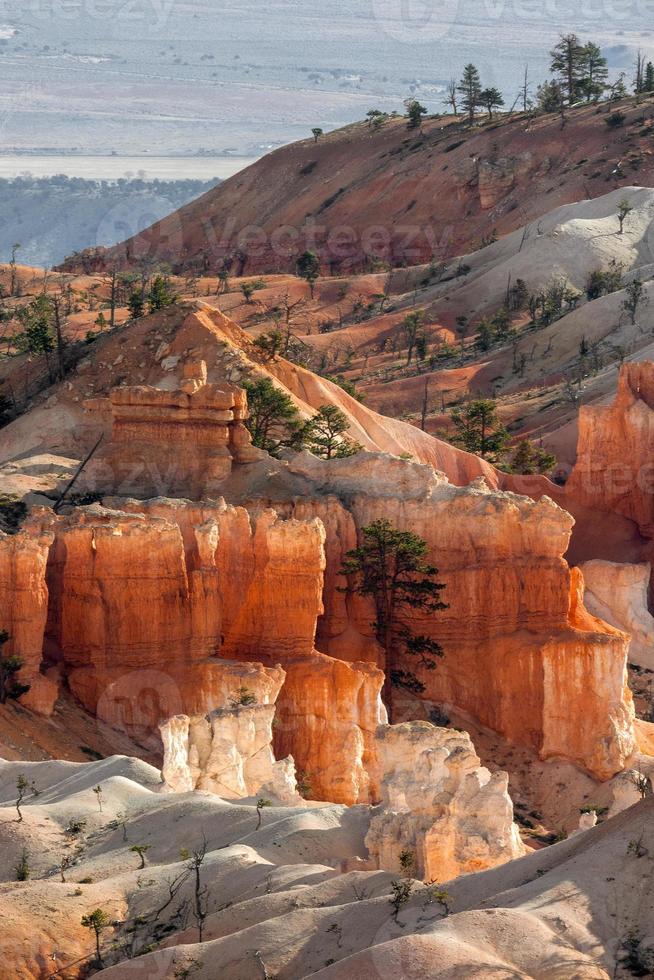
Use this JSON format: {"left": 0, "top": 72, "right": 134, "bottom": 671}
{"left": 0, "top": 1, "right": 651, "bottom": 268}
{"left": 0, "top": 1, "right": 651, "bottom": 157}
{"left": 0, "top": 175, "right": 221, "bottom": 267}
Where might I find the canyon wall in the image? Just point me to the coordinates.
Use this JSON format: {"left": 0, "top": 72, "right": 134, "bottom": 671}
{"left": 365, "top": 722, "right": 525, "bottom": 881}
{"left": 0, "top": 519, "right": 57, "bottom": 715}
{"left": 269, "top": 453, "right": 635, "bottom": 780}
{"left": 81, "top": 359, "right": 263, "bottom": 499}
{"left": 0, "top": 444, "right": 637, "bottom": 788}
{"left": 160, "top": 663, "right": 299, "bottom": 802}
{"left": 273, "top": 651, "right": 386, "bottom": 805}
{"left": 567, "top": 363, "right": 654, "bottom": 538}
{"left": 43, "top": 499, "right": 325, "bottom": 735}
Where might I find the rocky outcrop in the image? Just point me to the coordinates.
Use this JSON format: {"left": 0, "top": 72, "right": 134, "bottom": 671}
{"left": 567, "top": 363, "right": 654, "bottom": 538}
{"left": 273, "top": 651, "right": 386, "bottom": 805}
{"left": 365, "top": 722, "right": 525, "bottom": 882}
{"left": 580, "top": 560, "right": 654, "bottom": 669}
{"left": 0, "top": 519, "right": 57, "bottom": 715}
{"left": 160, "top": 663, "right": 298, "bottom": 802}
{"left": 274, "top": 453, "right": 636, "bottom": 780}
{"left": 80, "top": 359, "right": 262, "bottom": 499}
{"left": 44, "top": 499, "right": 325, "bottom": 734}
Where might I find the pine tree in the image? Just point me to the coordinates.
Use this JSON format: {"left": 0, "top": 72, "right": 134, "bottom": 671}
{"left": 450, "top": 399, "right": 509, "bottom": 461}
{"left": 458, "top": 64, "right": 482, "bottom": 123}
{"left": 304, "top": 404, "right": 361, "bottom": 459}
{"left": 243, "top": 377, "right": 305, "bottom": 455}
{"left": 296, "top": 250, "right": 321, "bottom": 298}
{"left": 340, "top": 520, "right": 448, "bottom": 715}
{"left": 475, "top": 319, "right": 494, "bottom": 351}
{"left": 511, "top": 439, "right": 556, "bottom": 475}
{"left": 579, "top": 42, "right": 608, "bottom": 102}
{"left": 127, "top": 289, "right": 145, "bottom": 319}
{"left": 147, "top": 275, "right": 176, "bottom": 313}
{"left": 645, "top": 62, "right": 654, "bottom": 93}
{"left": 536, "top": 80, "right": 564, "bottom": 113}
{"left": 479, "top": 87, "right": 505, "bottom": 119}
{"left": 404, "top": 98, "right": 427, "bottom": 130}
{"left": 550, "top": 34, "right": 585, "bottom": 105}
{"left": 81, "top": 909, "right": 111, "bottom": 966}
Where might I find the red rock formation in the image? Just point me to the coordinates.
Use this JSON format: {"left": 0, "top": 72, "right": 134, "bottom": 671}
{"left": 567, "top": 363, "right": 654, "bottom": 538}
{"left": 60, "top": 103, "right": 654, "bottom": 276}
{"left": 159, "top": 662, "right": 299, "bottom": 802}
{"left": 270, "top": 453, "right": 636, "bottom": 780}
{"left": 365, "top": 722, "right": 525, "bottom": 881}
{"left": 81, "top": 359, "right": 262, "bottom": 499}
{"left": 273, "top": 651, "right": 385, "bottom": 805}
{"left": 44, "top": 500, "right": 325, "bottom": 735}
{"left": 0, "top": 519, "right": 56, "bottom": 715}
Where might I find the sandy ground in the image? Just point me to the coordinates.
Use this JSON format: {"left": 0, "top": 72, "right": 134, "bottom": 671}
{"left": 0, "top": 753, "right": 652, "bottom": 979}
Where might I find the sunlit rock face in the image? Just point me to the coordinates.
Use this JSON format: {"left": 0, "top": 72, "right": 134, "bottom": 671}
{"left": 80, "top": 358, "right": 263, "bottom": 499}
{"left": 272, "top": 651, "right": 386, "bottom": 806}
{"left": 567, "top": 362, "right": 654, "bottom": 537}
{"left": 365, "top": 721, "right": 526, "bottom": 882}
{"left": 272, "top": 454, "right": 636, "bottom": 780}
{"left": 0, "top": 518, "right": 57, "bottom": 716}
{"left": 580, "top": 560, "right": 654, "bottom": 670}
{"left": 42, "top": 499, "right": 325, "bottom": 736}
{"left": 160, "top": 663, "right": 298, "bottom": 803}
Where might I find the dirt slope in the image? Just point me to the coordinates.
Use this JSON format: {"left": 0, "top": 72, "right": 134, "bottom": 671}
{"left": 59, "top": 96, "right": 654, "bottom": 277}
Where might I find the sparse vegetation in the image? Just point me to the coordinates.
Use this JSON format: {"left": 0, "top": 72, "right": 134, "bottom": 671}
{"left": 304, "top": 404, "right": 361, "bottom": 459}
{"left": 229, "top": 686, "right": 258, "bottom": 708}
{"left": 14, "top": 847, "right": 30, "bottom": 881}
{"left": 130, "top": 844, "right": 152, "bottom": 869}
{"left": 449, "top": 399, "right": 509, "bottom": 462}
{"left": 81, "top": 908, "right": 111, "bottom": 966}
{"left": 0, "top": 631, "right": 30, "bottom": 703}
{"left": 243, "top": 377, "right": 305, "bottom": 455}
{"left": 389, "top": 879, "right": 414, "bottom": 921}
{"left": 256, "top": 798, "right": 272, "bottom": 830}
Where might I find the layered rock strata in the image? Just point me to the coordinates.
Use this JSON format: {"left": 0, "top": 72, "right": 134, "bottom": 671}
{"left": 160, "top": 663, "right": 298, "bottom": 802}
{"left": 273, "top": 651, "right": 386, "bottom": 805}
{"left": 266, "top": 453, "right": 636, "bottom": 780}
{"left": 81, "top": 359, "right": 262, "bottom": 498}
{"left": 43, "top": 499, "right": 325, "bottom": 735}
{"left": 365, "top": 722, "right": 525, "bottom": 881}
{"left": 0, "top": 520, "right": 57, "bottom": 715}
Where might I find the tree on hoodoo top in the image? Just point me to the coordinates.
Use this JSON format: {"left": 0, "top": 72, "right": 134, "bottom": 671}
{"left": 340, "top": 520, "right": 447, "bottom": 718}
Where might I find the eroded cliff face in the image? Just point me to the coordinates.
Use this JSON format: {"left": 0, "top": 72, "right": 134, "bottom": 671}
{"left": 567, "top": 363, "right": 654, "bottom": 538}
{"left": 0, "top": 520, "right": 56, "bottom": 715}
{"left": 268, "top": 453, "right": 636, "bottom": 780}
{"left": 273, "top": 651, "right": 386, "bottom": 805}
{"left": 1, "top": 442, "right": 637, "bottom": 787}
{"left": 365, "top": 722, "right": 525, "bottom": 881}
{"left": 42, "top": 499, "right": 325, "bottom": 735}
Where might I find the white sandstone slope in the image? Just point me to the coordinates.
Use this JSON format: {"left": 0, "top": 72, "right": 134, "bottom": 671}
{"left": 1, "top": 752, "right": 652, "bottom": 980}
